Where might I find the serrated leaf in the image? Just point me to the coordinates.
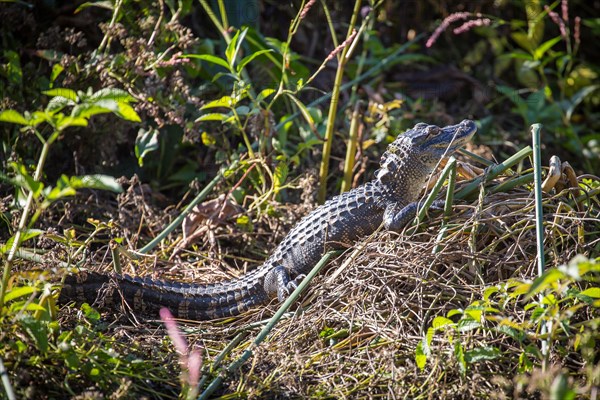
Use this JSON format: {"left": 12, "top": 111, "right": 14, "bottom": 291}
{"left": 43, "top": 88, "right": 78, "bottom": 101}
{"left": 0, "top": 110, "right": 29, "bottom": 125}
{"left": 183, "top": 54, "right": 231, "bottom": 71}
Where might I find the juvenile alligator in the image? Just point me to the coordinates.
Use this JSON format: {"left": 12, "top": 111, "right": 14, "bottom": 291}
{"left": 60, "top": 120, "right": 477, "bottom": 320}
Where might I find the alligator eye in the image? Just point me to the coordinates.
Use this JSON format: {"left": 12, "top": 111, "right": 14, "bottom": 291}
{"left": 427, "top": 126, "right": 441, "bottom": 136}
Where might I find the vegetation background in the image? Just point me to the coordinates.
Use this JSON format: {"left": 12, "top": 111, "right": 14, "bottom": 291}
{"left": 0, "top": 0, "right": 599, "bottom": 398}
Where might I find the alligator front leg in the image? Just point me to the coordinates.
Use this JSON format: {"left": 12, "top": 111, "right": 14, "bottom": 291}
{"left": 273, "top": 265, "right": 305, "bottom": 301}
{"left": 383, "top": 200, "right": 445, "bottom": 232}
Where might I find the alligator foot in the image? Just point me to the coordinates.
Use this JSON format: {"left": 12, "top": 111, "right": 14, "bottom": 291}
{"left": 274, "top": 266, "right": 306, "bottom": 301}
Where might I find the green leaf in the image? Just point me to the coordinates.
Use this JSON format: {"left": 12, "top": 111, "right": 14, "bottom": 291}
{"left": 4, "top": 286, "right": 37, "bottom": 303}
{"left": 135, "top": 127, "right": 159, "bottom": 166}
{"left": 19, "top": 316, "right": 49, "bottom": 353}
{"left": 415, "top": 340, "right": 427, "bottom": 370}
{"left": 3, "top": 50, "right": 22, "bottom": 86}
{"left": 115, "top": 101, "right": 141, "bottom": 122}
{"left": 10, "top": 162, "right": 44, "bottom": 196}
{"left": 0, "top": 109, "right": 29, "bottom": 125}
{"left": 183, "top": 54, "right": 231, "bottom": 71}
{"left": 457, "top": 318, "right": 481, "bottom": 332}
{"left": 69, "top": 175, "right": 123, "bottom": 193}
{"left": 465, "top": 346, "right": 501, "bottom": 363}
{"left": 533, "top": 36, "right": 562, "bottom": 60}
{"left": 236, "top": 49, "right": 273, "bottom": 73}
{"left": 526, "top": 269, "right": 565, "bottom": 299}
{"left": 454, "top": 341, "right": 466, "bottom": 375}
{"left": 46, "top": 96, "right": 75, "bottom": 114}
{"left": 273, "top": 162, "right": 288, "bottom": 192}
{"left": 201, "top": 96, "right": 234, "bottom": 110}
{"left": 579, "top": 287, "right": 600, "bottom": 298}
{"left": 565, "top": 85, "right": 599, "bottom": 121}
{"left": 55, "top": 115, "right": 89, "bottom": 129}
{"left": 257, "top": 88, "right": 276, "bottom": 103}
{"left": 89, "top": 88, "right": 134, "bottom": 103}
{"left": 432, "top": 316, "right": 454, "bottom": 330}
{"left": 49, "top": 64, "right": 64, "bottom": 86}
{"left": 196, "top": 113, "right": 227, "bottom": 122}
{"left": 43, "top": 88, "right": 78, "bottom": 101}
{"left": 285, "top": 93, "right": 316, "bottom": 134}
{"left": 75, "top": 1, "right": 114, "bottom": 13}
{"left": 226, "top": 28, "right": 249, "bottom": 68}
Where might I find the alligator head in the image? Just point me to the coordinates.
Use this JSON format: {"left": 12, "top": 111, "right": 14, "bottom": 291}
{"left": 376, "top": 119, "right": 477, "bottom": 202}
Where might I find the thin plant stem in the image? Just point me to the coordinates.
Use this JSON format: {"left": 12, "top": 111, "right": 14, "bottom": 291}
{"left": 0, "top": 135, "right": 53, "bottom": 311}
{"left": 340, "top": 102, "right": 361, "bottom": 193}
{"left": 317, "top": 0, "right": 362, "bottom": 204}
{"left": 531, "top": 123, "right": 549, "bottom": 367}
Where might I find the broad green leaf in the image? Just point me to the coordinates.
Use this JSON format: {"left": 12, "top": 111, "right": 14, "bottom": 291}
{"left": 201, "top": 96, "right": 234, "bottom": 110}
{"left": 69, "top": 174, "right": 123, "bottom": 193}
{"left": 55, "top": 115, "right": 88, "bottom": 129}
{"left": 135, "top": 127, "right": 159, "bottom": 166}
{"left": 579, "top": 287, "right": 600, "bottom": 298}
{"left": 19, "top": 316, "right": 49, "bottom": 353}
{"left": 115, "top": 101, "right": 141, "bottom": 122}
{"left": 4, "top": 286, "right": 37, "bottom": 303}
{"left": 89, "top": 88, "right": 134, "bottom": 103}
{"left": 0, "top": 229, "right": 44, "bottom": 254}
{"left": 46, "top": 96, "right": 74, "bottom": 114}
{"left": 526, "top": 269, "right": 564, "bottom": 299}
{"left": 183, "top": 54, "right": 231, "bottom": 71}
{"left": 465, "top": 346, "right": 501, "bottom": 363}
{"left": 196, "top": 113, "right": 227, "bottom": 122}
{"left": 457, "top": 318, "right": 481, "bottom": 332}
{"left": 236, "top": 49, "right": 273, "bottom": 73}
{"left": 43, "top": 88, "right": 78, "bottom": 101}
{"left": 10, "top": 162, "right": 44, "bottom": 196}
{"left": 0, "top": 110, "right": 29, "bottom": 125}
{"left": 257, "top": 88, "right": 276, "bottom": 102}
{"left": 432, "top": 316, "right": 454, "bottom": 330}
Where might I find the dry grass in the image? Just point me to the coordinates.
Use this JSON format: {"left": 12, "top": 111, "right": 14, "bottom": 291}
{"left": 48, "top": 172, "right": 600, "bottom": 398}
